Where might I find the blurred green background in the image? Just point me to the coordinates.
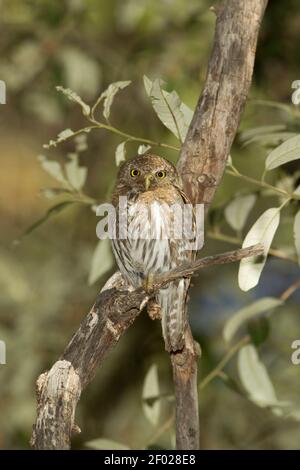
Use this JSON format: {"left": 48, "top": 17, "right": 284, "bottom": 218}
{"left": 1, "top": 0, "right": 300, "bottom": 450}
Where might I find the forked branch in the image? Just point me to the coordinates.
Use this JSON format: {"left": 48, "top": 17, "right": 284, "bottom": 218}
{"left": 31, "top": 244, "right": 263, "bottom": 449}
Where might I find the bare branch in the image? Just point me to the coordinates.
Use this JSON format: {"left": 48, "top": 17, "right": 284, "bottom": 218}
{"left": 30, "top": 244, "right": 262, "bottom": 449}
{"left": 174, "top": 0, "right": 268, "bottom": 450}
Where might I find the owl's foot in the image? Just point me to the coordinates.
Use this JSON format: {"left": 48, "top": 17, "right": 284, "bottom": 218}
{"left": 143, "top": 272, "right": 155, "bottom": 292}
{"left": 147, "top": 300, "right": 162, "bottom": 321}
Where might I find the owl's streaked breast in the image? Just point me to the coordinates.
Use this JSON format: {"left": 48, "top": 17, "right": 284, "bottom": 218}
{"left": 112, "top": 191, "right": 176, "bottom": 287}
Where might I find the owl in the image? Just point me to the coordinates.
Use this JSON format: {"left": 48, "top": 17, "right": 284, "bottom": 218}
{"left": 111, "top": 153, "right": 196, "bottom": 352}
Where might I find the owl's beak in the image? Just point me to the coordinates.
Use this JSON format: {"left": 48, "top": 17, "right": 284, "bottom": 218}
{"left": 144, "top": 174, "right": 153, "bottom": 191}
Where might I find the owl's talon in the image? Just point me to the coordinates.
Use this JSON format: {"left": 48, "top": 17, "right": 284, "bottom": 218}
{"left": 143, "top": 272, "right": 155, "bottom": 292}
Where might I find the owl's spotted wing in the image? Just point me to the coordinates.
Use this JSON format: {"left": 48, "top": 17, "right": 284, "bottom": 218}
{"left": 158, "top": 188, "right": 196, "bottom": 351}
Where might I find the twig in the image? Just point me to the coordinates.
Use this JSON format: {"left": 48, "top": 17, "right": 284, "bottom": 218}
{"left": 154, "top": 244, "right": 264, "bottom": 288}
{"left": 207, "top": 230, "right": 297, "bottom": 263}
{"left": 199, "top": 336, "right": 250, "bottom": 390}
{"left": 280, "top": 278, "right": 300, "bottom": 301}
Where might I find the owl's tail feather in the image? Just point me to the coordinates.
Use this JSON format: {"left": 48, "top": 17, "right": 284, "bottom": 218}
{"left": 159, "top": 278, "right": 189, "bottom": 352}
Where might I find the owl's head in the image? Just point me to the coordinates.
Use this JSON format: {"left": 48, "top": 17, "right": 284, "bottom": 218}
{"left": 115, "top": 153, "right": 182, "bottom": 192}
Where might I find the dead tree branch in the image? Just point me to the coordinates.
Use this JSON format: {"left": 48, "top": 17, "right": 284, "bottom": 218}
{"left": 30, "top": 245, "right": 263, "bottom": 449}
{"left": 173, "top": 0, "right": 268, "bottom": 450}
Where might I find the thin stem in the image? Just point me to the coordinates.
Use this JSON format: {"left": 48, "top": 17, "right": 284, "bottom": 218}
{"left": 89, "top": 117, "right": 180, "bottom": 152}
{"left": 226, "top": 169, "right": 289, "bottom": 197}
{"left": 207, "top": 230, "right": 297, "bottom": 263}
{"left": 226, "top": 169, "right": 300, "bottom": 200}
{"left": 280, "top": 278, "right": 300, "bottom": 301}
{"left": 143, "top": 413, "right": 175, "bottom": 449}
{"left": 199, "top": 336, "right": 250, "bottom": 391}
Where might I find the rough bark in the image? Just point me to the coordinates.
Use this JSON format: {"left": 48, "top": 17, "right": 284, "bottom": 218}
{"left": 30, "top": 246, "right": 263, "bottom": 449}
{"left": 178, "top": 0, "right": 268, "bottom": 209}
{"left": 173, "top": 0, "right": 268, "bottom": 449}
{"left": 31, "top": 0, "right": 268, "bottom": 450}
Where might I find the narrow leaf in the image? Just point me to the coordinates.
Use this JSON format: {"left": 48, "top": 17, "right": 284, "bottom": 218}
{"left": 95, "top": 81, "right": 131, "bottom": 121}
{"left": 88, "top": 238, "right": 114, "bottom": 285}
{"left": 225, "top": 194, "right": 256, "bottom": 231}
{"left": 265, "top": 134, "right": 300, "bottom": 170}
{"left": 240, "top": 125, "right": 287, "bottom": 141}
{"left": 242, "top": 132, "right": 297, "bottom": 148}
{"left": 143, "top": 75, "right": 153, "bottom": 95}
{"left": 38, "top": 155, "right": 68, "bottom": 185}
{"left": 115, "top": 142, "right": 127, "bottom": 166}
{"left": 43, "top": 128, "right": 75, "bottom": 149}
{"left": 40, "top": 187, "right": 73, "bottom": 199}
{"left": 138, "top": 144, "right": 151, "bottom": 155}
{"left": 142, "top": 364, "right": 161, "bottom": 426}
{"left": 238, "top": 345, "right": 278, "bottom": 407}
{"left": 223, "top": 297, "right": 283, "bottom": 343}
{"left": 143, "top": 75, "right": 193, "bottom": 142}
{"left": 16, "top": 201, "right": 75, "bottom": 241}
{"left": 74, "top": 134, "right": 88, "bottom": 153}
{"left": 293, "top": 209, "right": 300, "bottom": 265}
{"left": 238, "top": 208, "right": 280, "bottom": 291}
{"left": 65, "top": 153, "right": 87, "bottom": 190}
{"left": 85, "top": 438, "right": 129, "bottom": 450}
{"left": 56, "top": 85, "right": 90, "bottom": 116}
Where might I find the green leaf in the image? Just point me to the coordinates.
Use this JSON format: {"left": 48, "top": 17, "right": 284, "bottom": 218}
{"left": 40, "top": 187, "right": 73, "bottom": 199}
{"left": 88, "top": 238, "right": 114, "bottom": 285}
{"left": 239, "top": 125, "right": 297, "bottom": 148}
{"left": 17, "top": 201, "right": 75, "bottom": 241}
{"left": 43, "top": 128, "right": 75, "bottom": 149}
{"left": 250, "top": 99, "right": 294, "bottom": 115}
{"left": 143, "top": 75, "right": 193, "bottom": 143}
{"left": 143, "top": 75, "right": 153, "bottom": 95}
{"left": 138, "top": 144, "right": 151, "bottom": 155}
{"left": 238, "top": 345, "right": 292, "bottom": 417}
{"left": 240, "top": 125, "right": 287, "bottom": 141}
{"left": 65, "top": 153, "right": 87, "bottom": 190}
{"left": 265, "top": 134, "right": 300, "bottom": 170}
{"left": 56, "top": 85, "right": 90, "bottom": 116}
{"left": 224, "top": 194, "right": 256, "bottom": 232}
{"left": 85, "top": 438, "right": 130, "bottom": 450}
{"left": 94, "top": 81, "right": 131, "bottom": 121}
{"left": 238, "top": 345, "right": 278, "bottom": 408}
{"left": 238, "top": 208, "right": 280, "bottom": 291}
{"left": 223, "top": 297, "right": 283, "bottom": 343}
{"left": 293, "top": 209, "right": 300, "bottom": 265}
{"left": 242, "top": 132, "right": 297, "bottom": 148}
{"left": 247, "top": 316, "right": 270, "bottom": 347}
{"left": 74, "top": 134, "right": 88, "bottom": 153}
{"left": 293, "top": 184, "right": 300, "bottom": 196}
{"left": 37, "top": 155, "right": 68, "bottom": 185}
{"left": 226, "top": 154, "right": 233, "bottom": 167}
{"left": 218, "top": 372, "right": 245, "bottom": 397}
{"left": 142, "top": 364, "right": 161, "bottom": 427}
{"left": 57, "top": 47, "right": 101, "bottom": 100}
{"left": 115, "top": 141, "right": 127, "bottom": 166}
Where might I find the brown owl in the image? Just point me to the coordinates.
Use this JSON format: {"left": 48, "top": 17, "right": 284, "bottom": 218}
{"left": 111, "top": 153, "right": 196, "bottom": 352}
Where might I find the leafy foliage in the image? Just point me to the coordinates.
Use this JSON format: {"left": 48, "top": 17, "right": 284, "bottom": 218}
{"left": 223, "top": 297, "right": 283, "bottom": 343}
{"left": 3, "top": 0, "right": 300, "bottom": 450}
{"left": 238, "top": 208, "right": 281, "bottom": 291}
{"left": 143, "top": 75, "right": 193, "bottom": 142}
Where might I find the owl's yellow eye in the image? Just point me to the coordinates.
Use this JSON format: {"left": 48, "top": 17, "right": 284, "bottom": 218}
{"left": 156, "top": 170, "right": 166, "bottom": 179}
{"left": 130, "top": 168, "right": 140, "bottom": 177}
